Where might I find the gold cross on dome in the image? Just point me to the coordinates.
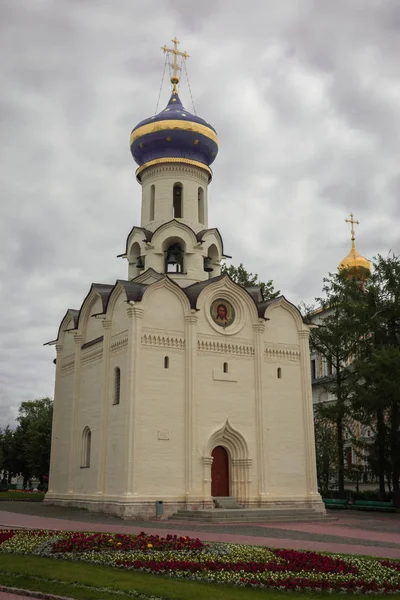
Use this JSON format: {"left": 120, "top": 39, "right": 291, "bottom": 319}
{"left": 345, "top": 212, "right": 360, "bottom": 241}
{"left": 161, "top": 37, "right": 190, "bottom": 93}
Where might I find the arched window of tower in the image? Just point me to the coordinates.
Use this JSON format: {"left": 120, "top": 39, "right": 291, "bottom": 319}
{"left": 173, "top": 183, "right": 183, "bottom": 218}
{"left": 206, "top": 244, "right": 220, "bottom": 278}
{"left": 128, "top": 242, "right": 142, "bottom": 280}
{"left": 165, "top": 242, "right": 184, "bottom": 273}
{"left": 198, "top": 187, "right": 205, "bottom": 224}
{"left": 150, "top": 184, "right": 155, "bottom": 221}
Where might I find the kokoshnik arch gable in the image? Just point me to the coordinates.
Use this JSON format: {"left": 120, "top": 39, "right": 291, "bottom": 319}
{"left": 45, "top": 39, "right": 325, "bottom": 519}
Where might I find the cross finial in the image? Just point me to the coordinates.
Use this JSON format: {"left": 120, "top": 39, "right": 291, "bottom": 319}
{"left": 161, "top": 38, "right": 190, "bottom": 94}
{"left": 345, "top": 212, "right": 360, "bottom": 242}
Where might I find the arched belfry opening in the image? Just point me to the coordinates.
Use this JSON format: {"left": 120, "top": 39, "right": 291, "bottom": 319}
{"left": 128, "top": 242, "right": 144, "bottom": 279}
{"left": 205, "top": 244, "right": 220, "bottom": 277}
{"left": 173, "top": 183, "right": 183, "bottom": 218}
{"left": 165, "top": 242, "right": 184, "bottom": 273}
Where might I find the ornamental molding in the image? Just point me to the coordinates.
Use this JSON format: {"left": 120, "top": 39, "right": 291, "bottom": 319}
{"left": 127, "top": 306, "right": 144, "bottom": 320}
{"left": 197, "top": 337, "right": 254, "bottom": 358}
{"left": 142, "top": 327, "right": 184, "bottom": 337}
{"left": 81, "top": 347, "right": 103, "bottom": 367}
{"left": 141, "top": 333, "right": 185, "bottom": 352}
{"left": 264, "top": 343, "right": 300, "bottom": 363}
{"left": 60, "top": 354, "right": 75, "bottom": 376}
{"left": 142, "top": 164, "right": 208, "bottom": 184}
{"left": 110, "top": 332, "right": 129, "bottom": 355}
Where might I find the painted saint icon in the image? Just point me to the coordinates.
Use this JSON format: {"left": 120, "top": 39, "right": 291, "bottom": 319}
{"left": 210, "top": 298, "right": 235, "bottom": 327}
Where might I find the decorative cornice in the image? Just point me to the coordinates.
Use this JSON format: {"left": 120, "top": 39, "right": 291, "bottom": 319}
{"left": 298, "top": 329, "right": 310, "bottom": 340}
{"left": 55, "top": 343, "right": 63, "bottom": 353}
{"left": 141, "top": 163, "right": 209, "bottom": 184}
{"left": 102, "top": 319, "right": 112, "bottom": 330}
{"left": 197, "top": 339, "right": 254, "bottom": 357}
{"left": 81, "top": 347, "right": 103, "bottom": 366}
{"left": 252, "top": 323, "right": 266, "bottom": 334}
{"left": 110, "top": 334, "right": 128, "bottom": 354}
{"left": 127, "top": 306, "right": 144, "bottom": 319}
{"left": 184, "top": 315, "right": 198, "bottom": 325}
{"left": 74, "top": 334, "right": 84, "bottom": 345}
{"left": 141, "top": 333, "right": 185, "bottom": 351}
{"left": 264, "top": 343, "right": 300, "bottom": 363}
{"left": 136, "top": 158, "right": 212, "bottom": 181}
{"left": 60, "top": 354, "right": 75, "bottom": 375}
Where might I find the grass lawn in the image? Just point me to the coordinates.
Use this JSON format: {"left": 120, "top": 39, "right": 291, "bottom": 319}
{"left": 0, "top": 554, "right": 371, "bottom": 600}
{"left": 0, "top": 491, "right": 44, "bottom": 501}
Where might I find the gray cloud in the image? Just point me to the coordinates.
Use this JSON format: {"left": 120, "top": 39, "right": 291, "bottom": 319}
{"left": 1, "top": 0, "right": 400, "bottom": 426}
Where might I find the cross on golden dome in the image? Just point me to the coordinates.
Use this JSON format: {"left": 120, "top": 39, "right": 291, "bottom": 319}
{"left": 345, "top": 212, "right": 359, "bottom": 242}
{"left": 339, "top": 212, "right": 371, "bottom": 279}
{"left": 161, "top": 37, "right": 189, "bottom": 94}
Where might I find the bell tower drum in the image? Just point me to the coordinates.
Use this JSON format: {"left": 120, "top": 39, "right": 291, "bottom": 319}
{"left": 124, "top": 39, "right": 223, "bottom": 287}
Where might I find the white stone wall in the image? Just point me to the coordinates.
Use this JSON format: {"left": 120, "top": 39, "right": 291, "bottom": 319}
{"left": 47, "top": 277, "right": 323, "bottom": 517}
{"left": 141, "top": 164, "right": 209, "bottom": 232}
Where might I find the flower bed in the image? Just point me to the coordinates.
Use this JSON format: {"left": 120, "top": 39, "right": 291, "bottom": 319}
{"left": 0, "top": 529, "right": 399, "bottom": 594}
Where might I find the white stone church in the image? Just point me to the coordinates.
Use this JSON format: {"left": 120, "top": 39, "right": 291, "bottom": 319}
{"left": 45, "top": 41, "right": 324, "bottom": 519}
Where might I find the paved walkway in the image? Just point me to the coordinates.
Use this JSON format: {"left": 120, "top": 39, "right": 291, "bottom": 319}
{"left": 0, "top": 502, "right": 399, "bottom": 558}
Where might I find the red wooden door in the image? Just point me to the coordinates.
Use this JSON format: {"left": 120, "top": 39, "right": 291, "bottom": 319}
{"left": 211, "top": 446, "right": 229, "bottom": 497}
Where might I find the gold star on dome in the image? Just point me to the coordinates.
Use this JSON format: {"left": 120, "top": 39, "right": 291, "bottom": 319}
{"left": 193, "top": 139, "right": 199, "bottom": 145}
{"left": 166, "top": 136, "right": 172, "bottom": 142}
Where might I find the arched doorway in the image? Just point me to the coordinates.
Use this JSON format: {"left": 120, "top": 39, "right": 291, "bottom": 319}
{"left": 211, "top": 446, "right": 229, "bottom": 497}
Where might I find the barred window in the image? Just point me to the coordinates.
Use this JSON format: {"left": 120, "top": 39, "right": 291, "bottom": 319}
{"left": 114, "top": 367, "right": 121, "bottom": 405}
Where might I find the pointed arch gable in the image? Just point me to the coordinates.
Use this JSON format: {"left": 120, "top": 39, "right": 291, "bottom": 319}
{"left": 50, "top": 309, "right": 79, "bottom": 346}
{"left": 196, "top": 228, "right": 225, "bottom": 256}
{"left": 141, "top": 276, "right": 191, "bottom": 314}
{"left": 206, "top": 420, "right": 249, "bottom": 459}
{"left": 194, "top": 274, "right": 259, "bottom": 322}
{"left": 119, "top": 226, "right": 153, "bottom": 258}
{"left": 104, "top": 280, "right": 147, "bottom": 318}
{"left": 76, "top": 285, "right": 105, "bottom": 336}
{"left": 264, "top": 295, "right": 307, "bottom": 331}
{"left": 150, "top": 220, "right": 198, "bottom": 252}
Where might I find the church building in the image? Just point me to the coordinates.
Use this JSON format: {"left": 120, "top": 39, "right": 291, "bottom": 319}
{"left": 45, "top": 40, "right": 324, "bottom": 519}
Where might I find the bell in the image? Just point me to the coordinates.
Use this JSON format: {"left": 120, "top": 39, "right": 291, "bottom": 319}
{"left": 204, "top": 256, "right": 213, "bottom": 272}
{"left": 167, "top": 249, "right": 180, "bottom": 265}
{"left": 136, "top": 256, "right": 144, "bottom": 269}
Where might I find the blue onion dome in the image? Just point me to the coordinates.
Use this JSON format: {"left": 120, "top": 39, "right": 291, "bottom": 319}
{"left": 130, "top": 92, "right": 218, "bottom": 181}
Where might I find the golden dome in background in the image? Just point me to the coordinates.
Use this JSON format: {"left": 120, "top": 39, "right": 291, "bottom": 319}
{"left": 338, "top": 213, "right": 371, "bottom": 280}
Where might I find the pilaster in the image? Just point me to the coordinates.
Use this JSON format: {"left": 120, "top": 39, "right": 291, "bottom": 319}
{"left": 47, "top": 343, "right": 63, "bottom": 494}
{"left": 253, "top": 322, "right": 266, "bottom": 498}
{"left": 184, "top": 313, "right": 198, "bottom": 499}
{"left": 124, "top": 306, "right": 143, "bottom": 496}
{"left": 96, "top": 319, "right": 112, "bottom": 494}
{"left": 68, "top": 334, "right": 84, "bottom": 493}
{"left": 201, "top": 456, "right": 213, "bottom": 501}
{"left": 299, "top": 328, "right": 320, "bottom": 497}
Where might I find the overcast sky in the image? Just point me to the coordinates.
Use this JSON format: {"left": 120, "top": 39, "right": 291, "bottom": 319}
{"left": 1, "top": 0, "right": 400, "bottom": 427}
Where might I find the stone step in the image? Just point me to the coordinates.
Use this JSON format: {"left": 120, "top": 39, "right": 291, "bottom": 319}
{"left": 169, "top": 508, "right": 330, "bottom": 522}
{"left": 213, "top": 496, "right": 242, "bottom": 509}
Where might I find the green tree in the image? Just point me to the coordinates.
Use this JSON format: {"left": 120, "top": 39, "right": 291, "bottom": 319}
{"left": 308, "top": 272, "right": 368, "bottom": 495}
{"left": 16, "top": 398, "right": 53, "bottom": 484}
{"left": 314, "top": 408, "right": 338, "bottom": 496}
{"left": 350, "top": 254, "right": 400, "bottom": 499}
{"left": 221, "top": 263, "right": 280, "bottom": 300}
